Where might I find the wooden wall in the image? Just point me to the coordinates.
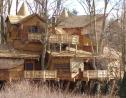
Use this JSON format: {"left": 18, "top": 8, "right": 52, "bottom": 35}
{"left": 9, "top": 65, "right": 24, "bottom": 81}
{"left": 0, "top": 70, "right": 9, "bottom": 81}
{"left": 0, "top": 65, "right": 24, "bottom": 81}
{"left": 13, "top": 40, "right": 43, "bottom": 53}
{"left": 62, "top": 18, "right": 103, "bottom": 52}
{"left": 6, "top": 15, "right": 45, "bottom": 53}
{"left": 24, "top": 59, "right": 41, "bottom": 70}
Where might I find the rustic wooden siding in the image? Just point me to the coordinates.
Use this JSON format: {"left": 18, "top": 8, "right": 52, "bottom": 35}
{"left": 0, "top": 65, "right": 24, "bottom": 81}
{"left": 6, "top": 15, "right": 45, "bottom": 54}
{"left": 62, "top": 18, "right": 103, "bottom": 52}
{"left": 0, "top": 70, "right": 9, "bottom": 81}
{"left": 9, "top": 65, "right": 24, "bottom": 80}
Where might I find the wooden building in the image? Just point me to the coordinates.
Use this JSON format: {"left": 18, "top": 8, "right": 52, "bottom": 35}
{"left": 56, "top": 10, "right": 106, "bottom": 52}
{"left": 0, "top": 45, "right": 40, "bottom": 81}
{"left": 5, "top": 2, "right": 45, "bottom": 54}
{"left": 2, "top": 2, "right": 121, "bottom": 82}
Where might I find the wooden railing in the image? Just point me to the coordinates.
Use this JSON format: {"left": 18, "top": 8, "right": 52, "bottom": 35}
{"left": 83, "top": 70, "right": 108, "bottom": 80}
{"left": 24, "top": 70, "right": 57, "bottom": 79}
{"left": 28, "top": 33, "right": 79, "bottom": 45}
{"left": 28, "top": 33, "right": 43, "bottom": 41}
{"left": 49, "top": 34, "right": 79, "bottom": 44}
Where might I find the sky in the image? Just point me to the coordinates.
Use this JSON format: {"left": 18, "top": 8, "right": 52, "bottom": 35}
{"left": 10, "top": 0, "right": 122, "bottom": 18}
{"left": 64, "top": 0, "right": 122, "bottom": 15}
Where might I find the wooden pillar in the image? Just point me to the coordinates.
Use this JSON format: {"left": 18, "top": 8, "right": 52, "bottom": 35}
{"left": 75, "top": 44, "right": 77, "bottom": 54}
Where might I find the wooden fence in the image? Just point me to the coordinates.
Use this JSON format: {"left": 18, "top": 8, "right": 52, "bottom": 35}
{"left": 28, "top": 33, "right": 42, "bottom": 41}
{"left": 83, "top": 70, "right": 108, "bottom": 80}
{"left": 24, "top": 70, "right": 57, "bottom": 79}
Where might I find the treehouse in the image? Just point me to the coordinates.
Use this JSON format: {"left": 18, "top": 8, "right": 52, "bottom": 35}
{"left": 0, "top": 45, "right": 40, "bottom": 81}
{"left": 3, "top": 2, "right": 122, "bottom": 82}
{"left": 5, "top": 2, "right": 46, "bottom": 54}
{"left": 56, "top": 9, "right": 105, "bottom": 52}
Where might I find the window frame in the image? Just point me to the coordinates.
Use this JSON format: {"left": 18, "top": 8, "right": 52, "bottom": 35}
{"left": 29, "top": 26, "right": 40, "bottom": 33}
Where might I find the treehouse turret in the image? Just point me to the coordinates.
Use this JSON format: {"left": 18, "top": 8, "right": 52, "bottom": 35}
{"left": 5, "top": 2, "right": 46, "bottom": 53}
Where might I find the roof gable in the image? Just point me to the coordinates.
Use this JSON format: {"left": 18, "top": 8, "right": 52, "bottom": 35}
{"left": 19, "top": 14, "right": 45, "bottom": 24}
{"left": 6, "top": 14, "right": 45, "bottom": 24}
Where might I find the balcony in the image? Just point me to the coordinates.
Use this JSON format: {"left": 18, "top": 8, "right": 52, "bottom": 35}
{"left": 49, "top": 34, "right": 79, "bottom": 44}
{"left": 28, "top": 33, "right": 43, "bottom": 41}
{"left": 24, "top": 70, "right": 57, "bottom": 79}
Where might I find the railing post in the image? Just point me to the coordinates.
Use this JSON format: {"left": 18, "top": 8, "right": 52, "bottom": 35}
{"left": 87, "top": 70, "right": 89, "bottom": 81}
{"left": 33, "top": 71, "right": 34, "bottom": 79}
{"left": 43, "top": 70, "right": 45, "bottom": 81}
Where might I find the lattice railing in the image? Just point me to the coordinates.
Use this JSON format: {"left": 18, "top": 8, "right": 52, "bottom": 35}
{"left": 24, "top": 70, "right": 57, "bottom": 79}
{"left": 49, "top": 34, "right": 79, "bottom": 44}
{"left": 83, "top": 70, "right": 108, "bottom": 79}
{"left": 28, "top": 33, "right": 43, "bottom": 41}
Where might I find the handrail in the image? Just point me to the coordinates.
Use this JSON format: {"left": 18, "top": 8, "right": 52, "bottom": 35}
{"left": 28, "top": 33, "right": 43, "bottom": 41}
{"left": 24, "top": 70, "right": 57, "bottom": 79}
{"left": 83, "top": 70, "right": 108, "bottom": 79}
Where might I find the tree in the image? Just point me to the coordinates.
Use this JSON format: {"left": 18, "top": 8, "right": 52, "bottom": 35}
{"left": 120, "top": 0, "right": 126, "bottom": 97}
{"left": 0, "top": 0, "right": 4, "bottom": 44}
{"left": 7, "top": 0, "right": 13, "bottom": 15}
{"left": 67, "top": 9, "right": 78, "bottom": 16}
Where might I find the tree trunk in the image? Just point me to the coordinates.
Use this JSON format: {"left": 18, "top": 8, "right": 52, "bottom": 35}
{"left": 120, "top": 0, "right": 126, "bottom": 97}
{"left": 41, "top": 0, "right": 48, "bottom": 69}
{"left": 16, "top": 0, "right": 19, "bottom": 15}
{"left": 0, "top": 0, "right": 4, "bottom": 44}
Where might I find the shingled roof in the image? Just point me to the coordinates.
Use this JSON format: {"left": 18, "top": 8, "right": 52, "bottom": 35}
{"left": 6, "top": 2, "right": 45, "bottom": 24}
{"left": 6, "top": 14, "right": 45, "bottom": 24}
{"left": 6, "top": 15, "right": 26, "bottom": 24}
{"left": 0, "top": 44, "right": 39, "bottom": 59}
{"left": 58, "top": 14, "right": 104, "bottom": 28}
{"left": 0, "top": 59, "right": 24, "bottom": 69}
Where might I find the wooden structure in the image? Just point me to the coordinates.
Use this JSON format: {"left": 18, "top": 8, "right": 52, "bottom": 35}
{"left": 0, "top": 45, "right": 58, "bottom": 81}
{"left": 0, "top": 45, "right": 39, "bottom": 81}
{"left": 2, "top": 2, "right": 122, "bottom": 83}
{"left": 56, "top": 11, "right": 106, "bottom": 52}
{"left": 6, "top": 3, "right": 45, "bottom": 53}
{"left": 49, "top": 34, "right": 79, "bottom": 44}
{"left": 44, "top": 50, "right": 108, "bottom": 81}
{"left": 24, "top": 70, "right": 57, "bottom": 80}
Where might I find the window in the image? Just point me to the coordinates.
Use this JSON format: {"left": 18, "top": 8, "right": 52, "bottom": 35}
{"left": 29, "top": 26, "right": 39, "bottom": 33}
{"left": 25, "top": 63, "right": 33, "bottom": 70}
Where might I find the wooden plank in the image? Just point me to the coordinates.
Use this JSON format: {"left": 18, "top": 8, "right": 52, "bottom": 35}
{"left": 57, "top": 70, "right": 71, "bottom": 79}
